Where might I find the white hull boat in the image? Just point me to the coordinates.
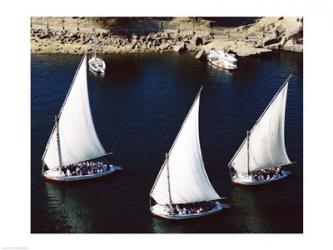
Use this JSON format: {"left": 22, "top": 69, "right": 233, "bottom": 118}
{"left": 231, "top": 171, "right": 290, "bottom": 186}
{"left": 150, "top": 87, "right": 227, "bottom": 220}
{"left": 150, "top": 201, "right": 224, "bottom": 220}
{"left": 208, "top": 58, "right": 237, "bottom": 70}
{"left": 41, "top": 54, "right": 120, "bottom": 182}
{"left": 207, "top": 49, "right": 237, "bottom": 70}
{"left": 88, "top": 57, "right": 106, "bottom": 74}
{"left": 43, "top": 165, "right": 122, "bottom": 182}
{"left": 228, "top": 75, "right": 294, "bottom": 186}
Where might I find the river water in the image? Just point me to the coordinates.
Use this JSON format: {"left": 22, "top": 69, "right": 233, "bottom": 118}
{"left": 31, "top": 51, "right": 303, "bottom": 233}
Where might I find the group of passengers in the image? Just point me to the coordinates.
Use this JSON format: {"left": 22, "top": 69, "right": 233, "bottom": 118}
{"left": 251, "top": 167, "right": 285, "bottom": 181}
{"left": 166, "top": 201, "right": 216, "bottom": 215}
{"left": 61, "top": 161, "right": 111, "bottom": 176}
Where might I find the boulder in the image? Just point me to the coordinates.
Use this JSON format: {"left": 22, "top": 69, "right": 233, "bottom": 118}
{"left": 173, "top": 42, "right": 186, "bottom": 53}
{"left": 39, "top": 33, "right": 50, "bottom": 39}
{"left": 160, "top": 42, "right": 172, "bottom": 51}
{"left": 283, "top": 38, "right": 303, "bottom": 52}
{"left": 266, "top": 43, "right": 282, "bottom": 50}
{"left": 202, "top": 36, "right": 212, "bottom": 45}
{"left": 263, "top": 32, "right": 281, "bottom": 46}
{"left": 184, "top": 41, "right": 196, "bottom": 51}
{"left": 195, "top": 48, "right": 206, "bottom": 60}
{"left": 194, "top": 36, "right": 203, "bottom": 46}
{"left": 82, "top": 39, "right": 89, "bottom": 45}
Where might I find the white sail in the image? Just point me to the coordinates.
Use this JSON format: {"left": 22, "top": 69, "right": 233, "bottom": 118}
{"left": 150, "top": 89, "right": 221, "bottom": 205}
{"left": 229, "top": 79, "right": 292, "bottom": 175}
{"left": 42, "top": 55, "right": 106, "bottom": 170}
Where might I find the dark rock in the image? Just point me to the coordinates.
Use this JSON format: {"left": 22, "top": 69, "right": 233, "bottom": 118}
{"left": 263, "top": 36, "right": 281, "bottom": 46}
{"left": 184, "top": 41, "right": 196, "bottom": 51}
{"left": 173, "top": 42, "right": 186, "bottom": 53}
{"left": 82, "top": 39, "right": 89, "bottom": 45}
{"left": 39, "top": 34, "right": 50, "bottom": 39}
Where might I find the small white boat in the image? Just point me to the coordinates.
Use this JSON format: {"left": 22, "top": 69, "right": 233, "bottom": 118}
{"left": 207, "top": 49, "right": 237, "bottom": 70}
{"left": 88, "top": 56, "right": 106, "bottom": 75}
{"left": 88, "top": 36, "right": 106, "bottom": 75}
{"left": 228, "top": 75, "right": 294, "bottom": 186}
{"left": 41, "top": 54, "right": 119, "bottom": 182}
{"left": 149, "top": 87, "right": 227, "bottom": 220}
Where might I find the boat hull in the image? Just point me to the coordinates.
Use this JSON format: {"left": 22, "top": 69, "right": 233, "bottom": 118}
{"left": 43, "top": 166, "right": 121, "bottom": 182}
{"left": 208, "top": 58, "right": 237, "bottom": 70}
{"left": 232, "top": 171, "right": 290, "bottom": 186}
{"left": 150, "top": 202, "right": 224, "bottom": 220}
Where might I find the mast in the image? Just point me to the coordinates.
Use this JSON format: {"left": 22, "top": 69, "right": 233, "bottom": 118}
{"left": 55, "top": 115, "right": 63, "bottom": 173}
{"left": 166, "top": 153, "right": 173, "bottom": 205}
{"left": 247, "top": 130, "right": 250, "bottom": 176}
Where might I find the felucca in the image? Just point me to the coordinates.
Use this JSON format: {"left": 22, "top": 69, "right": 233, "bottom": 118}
{"left": 41, "top": 54, "right": 121, "bottom": 182}
{"left": 228, "top": 75, "right": 294, "bottom": 185}
{"left": 150, "top": 87, "right": 226, "bottom": 220}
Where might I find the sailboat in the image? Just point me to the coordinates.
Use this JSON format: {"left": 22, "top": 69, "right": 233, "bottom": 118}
{"left": 88, "top": 36, "right": 106, "bottom": 75}
{"left": 228, "top": 75, "right": 293, "bottom": 185}
{"left": 41, "top": 54, "right": 121, "bottom": 182}
{"left": 150, "top": 87, "right": 226, "bottom": 220}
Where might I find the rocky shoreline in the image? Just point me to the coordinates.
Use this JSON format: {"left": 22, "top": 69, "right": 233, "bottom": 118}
{"left": 31, "top": 17, "right": 303, "bottom": 58}
{"left": 31, "top": 28, "right": 213, "bottom": 55}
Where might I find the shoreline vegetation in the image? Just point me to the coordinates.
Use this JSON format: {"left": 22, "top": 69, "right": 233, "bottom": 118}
{"left": 31, "top": 17, "right": 303, "bottom": 58}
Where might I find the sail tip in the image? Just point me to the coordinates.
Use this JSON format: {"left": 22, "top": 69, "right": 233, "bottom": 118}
{"left": 286, "top": 74, "right": 293, "bottom": 82}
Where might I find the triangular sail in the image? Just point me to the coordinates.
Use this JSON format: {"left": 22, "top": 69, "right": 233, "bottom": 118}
{"left": 150, "top": 88, "right": 221, "bottom": 205}
{"left": 229, "top": 77, "right": 292, "bottom": 175}
{"left": 42, "top": 55, "right": 106, "bottom": 170}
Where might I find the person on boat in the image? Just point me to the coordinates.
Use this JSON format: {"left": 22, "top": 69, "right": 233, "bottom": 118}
{"left": 61, "top": 166, "right": 67, "bottom": 176}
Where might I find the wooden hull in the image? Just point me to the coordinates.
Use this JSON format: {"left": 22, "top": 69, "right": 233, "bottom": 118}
{"left": 150, "top": 202, "right": 224, "bottom": 220}
{"left": 43, "top": 166, "right": 121, "bottom": 182}
{"left": 232, "top": 171, "right": 290, "bottom": 186}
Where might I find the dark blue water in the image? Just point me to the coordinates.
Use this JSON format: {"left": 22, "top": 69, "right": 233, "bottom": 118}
{"left": 31, "top": 51, "right": 303, "bottom": 233}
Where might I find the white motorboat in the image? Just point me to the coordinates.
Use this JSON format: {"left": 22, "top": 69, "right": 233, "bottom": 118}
{"left": 207, "top": 49, "right": 237, "bottom": 70}
{"left": 149, "top": 87, "right": 227, "bottom": 220}
{"left": 228, "top": 75, "right": 294, "bottom": 186}
{"left": 88, "top": 56, "right": 106, "bottom": 75}
{"left": 41, "top": 54, "right": 120, "bottom": 182}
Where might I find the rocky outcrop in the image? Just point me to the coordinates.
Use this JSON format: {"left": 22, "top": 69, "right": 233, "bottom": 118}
{"left": 247, "top": 16, "right": 303, "bottom": 52}
{"left": 31, "top": 17, "right": 303, "bottom": 55}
